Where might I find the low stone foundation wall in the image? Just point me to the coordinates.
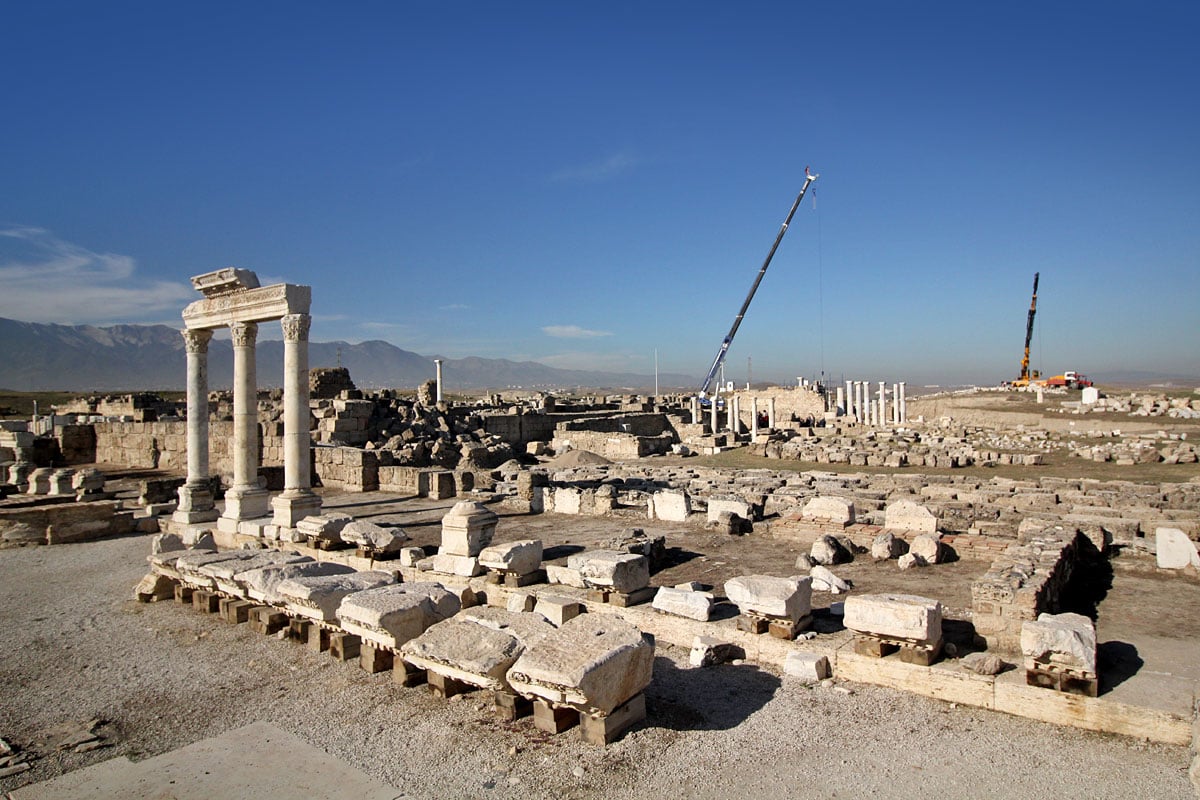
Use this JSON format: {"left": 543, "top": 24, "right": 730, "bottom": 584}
{"left": 0, "top": 500, "right": 150, "bottom": 545}
{"left": 971, "top": 526, "right": 1083, "bottom": 652}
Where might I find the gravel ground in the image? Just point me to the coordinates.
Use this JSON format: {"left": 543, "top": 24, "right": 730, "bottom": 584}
{"left": 0, "top": 534, "right": 1193, "bottom": 800}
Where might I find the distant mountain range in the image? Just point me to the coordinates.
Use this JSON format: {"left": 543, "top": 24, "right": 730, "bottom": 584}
{"left": 0, "top": 318, "right": 699, "bottom": 392}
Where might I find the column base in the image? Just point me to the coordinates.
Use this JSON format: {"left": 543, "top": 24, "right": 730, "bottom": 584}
{"left": 222, "top": 486, "right": 271, "bottom": 522}
{"left": 174, "top": 483, "right": 218, "bottom": 524}
{"left": 271, "top": 490, "right": 323, "bottom": 528}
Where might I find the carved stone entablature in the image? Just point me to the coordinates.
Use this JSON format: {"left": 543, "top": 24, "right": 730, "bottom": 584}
{"left": 230, "top": 321, "right": 259, "bottom": 348}
{"left": 183, "top": 283, "right": 311, "bottom": 329}
{"left": 281, "top": 313, "right": 311, "bottom": 343}
{"left": 181, "top": 328, "right": 214, "bottom": 354}
{"left": 191, "top": 268, "right": 261, "bottom": 297}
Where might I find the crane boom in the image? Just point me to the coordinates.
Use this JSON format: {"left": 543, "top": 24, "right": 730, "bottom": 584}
{"left": 1019, "top": 272, "right": 1039, "bottom": 382}
{"left": 699, "top": 167, "right": 819, "bottom": 397}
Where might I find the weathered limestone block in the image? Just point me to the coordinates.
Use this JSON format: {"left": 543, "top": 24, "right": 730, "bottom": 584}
{"left": 809, "top": 565, "right": 850, "bottom": 594}
{"left": 651, "top": 489, "right": 691, "bottom": 522}
{"left": 688, "top": 635, "right": 745, "bottom": 667}
{"left": 133, "top": 572, "right": 176, "bottom": 602}
{"left": 897, "top": 552, "right": 927, "bottom": 570}
{"left": 545, "top": 564, "right": 586, "bottom": 588}
{"left": 201, "top": 551, "right": 311, "bottom": 595}
{"left": 651, "top": 586, "right": 715, "bottom": 621}
{"left": 724, "top": 575, "right": 813, "bottom": 622}
{"left": 884, "top": 500, "right": 938, "bottom": 534}
{"left": 276, "top": 570, "right": 396, "bottom": 622}
{"left": 553, "top": 487, "right": 582, "bottom": 515}
{"left": 871, "top": 531, "right": 908, "bottom": 560}
{"left": 174, "top": 550, "right": 262, "bottom": 589}
{"left": 340, "top": 520, "right": 410, "bottom": 554}
{"left": 1155, "top": 527, "right": 1200, "bottom": 569}
{"left": 150, "top": 533, "right": 186, "bottom": 555}
{"left": 909, "top": 534, "right": 944, "bottom": 564}
{"left": 478, "top": 539, "right": 543, "bottom": 575}
{"left": 801, "top": 496, "right": 855, "bottom": 526}
{"left": 570, "top": 551, "right": 650, "bottom": 593}
{"left": 401, "top": 608, "right": 555, "bottom": 691}
{"left": 810, "top": 535, "right": 851, "bottom": 566}
{"left": 843, "top": 593, "right": 942, "bottom": 644}
{"left": 534, "top": 594, "right": 584, "bottom": 627}
{"left": 707, "top": 496, "right": 754, "bottom": 523}
{"left": 507, "top": 615, "right": 654, "bottom": 715}
{"left": 337, "top": 582, "right": 460, "bottom": 649}
{"left": 232, "top": 560, "right": 355, "bottom": 605}
{"left": 783, "top": 651, "right": 831, "bottom": 683}
{"left": 430, "top": 553, "right": 484, "bottom": 577}
{"left": 1020, "top": 612, "right": 1097, "bottom": 674}
{"left": 440, "top": 500, "right": 498, "bottom": 557}
{"left": 295, "top": 512, "right": 353, "bottom": 544}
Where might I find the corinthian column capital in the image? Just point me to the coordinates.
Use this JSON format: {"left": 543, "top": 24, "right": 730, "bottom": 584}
{"left": 181, "top": 328, "right": 214, "bottom": 354}
{"left": 229, "top": 321, "right": 259, "bottom": 348}
{"left": 281, "top": 313, "right": 311, "bottom": 343}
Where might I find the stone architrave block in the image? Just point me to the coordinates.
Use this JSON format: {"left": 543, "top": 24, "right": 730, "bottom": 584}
{"left": 401, "top": 608, "right": 555, "bottom": 692}
{"left": 340, "top": 520, "right": 410, "bottom": 554}
{"left": 478, "top": 539, "right": 543, "bottom": 575}
{"left": 707, "top": 497, "right": 754, "bottom": 523}
{"left": 652, "top": 489, "right": 691, "bottom": 522}
{"left": 173, "top": 550, "right": 261, "bottom": 589}
{"left": 783, "top": 651, "right": 831, "bottom": 683}
{"left": 1020, "top": 612, "right": 1097, "bottom": 674}
{"left": 801, "top": 496, "right": 856, "bottom": 526}
{"left": 235, "top": 560, "right": 356, "bottom": 605}
{"left": 336, "top": 582, "right": 460, "bottom": 649}
{"left": 276, "top": 570, "right": 396, "bottom": 623}
{"left": 843, "top": 593, "right": 942, "bottom": 645}
{"left": 651, "top": 586, "right": 715, "bottom": 621}
{"left": 506, "top": 615, "right": 654, "bottom": 715}
{"left": 884, "top": 500, "right": 938, "bottom": 535}
{"left": 724, "top": 575, "right": 812, "bottom": 622}
{"left": 202, "top": 551, "right": 312, "bottom": 595}
{"left": 439, "top": 500, "right": 498, "bottom": 557}
{"left": 1155, "top": 527, "right": 1200, "bottom": 569}
{"left": 573, "top": 551, "right": 650, "bottom": 593}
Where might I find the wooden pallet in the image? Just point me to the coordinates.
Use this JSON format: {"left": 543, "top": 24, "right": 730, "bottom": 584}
{"left": 1025, "top": 661, "right": 1098, "bottom": 697}
{"left": 306, "top": 535, "right": 350, "bottom": 552}
{"left": 427, "top": 671, "right": 473, "bottom": 700}
{"left": 192, "top": 590, "right": 221, "bottom": 614}
{"left": 218, "top": 597, "right": 254, "bottom": 624}
{"left": 737, "top": 613, "right": 813, "bottom": 640}
{"left": 585, "top": 586, "right": 657, "bottom": 608}
{"left": 359, "top": 643, "right": 393, "bottom": 674}
{"left": 354, "top": 546, "right": 400, "bottom": 561}
{"left": 174, "top": 584, "right": 195, "bottom": 605}
{"left": 393, "top": 660, "right": 426, "bottom": 688}
{"left": 532, "top": 699, "right": 579, "bottom": 734}
{"left": 248, "top": 606, "right": 289, "bottom": 635}
{"left": 328, "top": 631, "right": 361, "bottom": 662}
{"left": 853, "top": 633, "right": 942, "bottom": 666}
{"left": 493, "top": 690, "right": 532, "bottom": 722}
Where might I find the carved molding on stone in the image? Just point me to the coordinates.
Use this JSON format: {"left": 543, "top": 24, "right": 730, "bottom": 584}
{"left": 230, "top": 321, "right": 259, "bottom": 348}
{"left": 181, "top": 328, "right": 214, "bottom": 354}
{"left": 281, "top": 313, "right": 311, "bottom": 343}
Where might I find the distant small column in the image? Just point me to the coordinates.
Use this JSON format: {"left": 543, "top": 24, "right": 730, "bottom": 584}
{"left": 221, "top": 321, "right": 270, "bottom": 526}
{"left": 730, "top": 395, "right": 740, "bottom": 436}
{"left": 272, "top": 314, "right": 322, "bottom": 529}
{"left": 710, "top": 393, "right": 719, "bottom": 433}
{"left": 174, "top": 328, "right": 218, "bottom": 524}
{"left": 690, "top": 395, "right": 700, "bottom": 424}
{"left": 767, "top": 397, "right": 776, "bottom": 430}
{"left": 434, "top": 359, "right": 444, "bottom": 403}
{"left": 878, "top": 382, "right": 886, "bottom": 427}
{"left": 751, "top": 396, "right": 759, "bottom": 438}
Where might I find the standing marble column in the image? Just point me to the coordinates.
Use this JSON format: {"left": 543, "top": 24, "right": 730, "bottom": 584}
{"left": 221, "top": 321, "right": 270, "bottom": 526}
{"left": 835, "top": 386, "right": 845, "bottom": 416}
{"left": 434, "top": 359, "right": 444, "bottom": 403}
{"left": 690, "top": 395, "right": 700, "bottom": 424}
{"left": 899, "top": 382, "right": 907, "bottom": 423}
{"left": 710, "top": 393, "right": 719, "bottom": 433}
{"left": 174, "top": 328, "right": 218, "bottom": 524}
{"left": 272, "top": 314, "right": 322, "bottom": 528}
{"left": 854, "top": 382, "right": 862, "bottom": 423}
{"left": 730, "top": 395, "right": 740, "bottom": 436}
{"left": 844, "top": 381, "right": 853, "bottom": 420}
{"left": 751, "top": 396, "right": 759, "bottom": 438}
{"left": 892, "top": 383, "right": 900, "bottom": 424}
{"left": 878, "top": 382, "right": 886, "bottom": 427}
{"left": 767, "top": 397, "right": 776, "bottom": 430}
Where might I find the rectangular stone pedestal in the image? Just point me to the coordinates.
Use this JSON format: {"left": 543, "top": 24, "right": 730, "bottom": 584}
{"left": 580, "top": 693, "right": 646, "bottom": 746}
{"left": 271, "top": 492, "right": 323, "bottom": 528}
{"left": 533, "top": 700, "right": 579, "bottom": 734}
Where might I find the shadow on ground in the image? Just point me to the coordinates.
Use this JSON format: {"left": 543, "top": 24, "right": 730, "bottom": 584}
{"left": 646, "top": 656, "right": 781, "bottom": 731}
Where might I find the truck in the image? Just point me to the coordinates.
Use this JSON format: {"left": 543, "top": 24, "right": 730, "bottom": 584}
{"left": 1042, "top": 371, "right": 1094, "bottom": 389}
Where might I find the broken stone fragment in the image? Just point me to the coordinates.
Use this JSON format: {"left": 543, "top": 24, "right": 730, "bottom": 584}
{"left": 810, "top": 535, "right": 851, "bottom": 566}
{"left": 960, "top": 652, "right": 1005, "bottom": 676}
{"left": 1155, "top": 527, "right": 1200, "bottom": 569}
{"left": 201, "top": 551, "right": 311, "bottom": 594}
{"left": 507, "top": 615, "right": 654, "bottom": 715}
{"left": 897, "top": 552, "right": 927, "bottom": 570}
{"left": 478, "top": 539, "right": 543, "bottom": 575}
{"left": 173, "top": 550, "right": 262, "bottom": 588}
{"left": 651, "top": 586, "right": 715, "bottom": 621}
{"left": 843, "top": 593, "right": 942, "bottom": 645}
{"left": 295, "top": 512, "right": 353, "bottom": 544}
{"left": 150, "top": 532, "right": 186, "bottom": 555}
{"left": 688, "top": 635, "right": 744, "bottom": 667}
{"left": 784, "top": 651, "right": 831, "bottom": 683}
{"left": 544, "top": 564, "right": 586, "bottom": 588}
{"left": 871, "top": 531, "right": 908, "bottom": 560}
{"left": 401, "top": 608, "right": 554, "bottom": 691}
{"left": 1020, "top": 612, "right": 1097, "bottom": 674}
{"left": 809, "top": 565, "right": 851, "bottom": 594}
{"left": 572, "top": 551, "right": 650, "bottom": 593}
{"left": 340, "top": 520, "right": 410, "bottom": 553}
{"left": 431, "top": 553, "right": 484, "bottom": 577}
{"left": 276, "top": 570, "right": 396, "bottom": 622}
{"left": 133, "top": 572, "right": 175, "bottom": 601}
{"left": 337, "top": 582, "right": 460, "bottom": 649}
{"left": 909, "top": 534, "right": 943, "bottom": 564}
{"left": 724, "top": 575, "right": 813, "bottom": 622}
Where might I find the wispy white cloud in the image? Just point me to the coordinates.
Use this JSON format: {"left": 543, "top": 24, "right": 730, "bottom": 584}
{"left": 439, "top": 303, "right": 470, "bottom": 311}
{"left": 0, "top": 226, "right": 194, "bottom": 324}
{"left": 542, "top": 324, "right": 612, "bottom": 339}
{"left": 550, "top": 152, "right": 638, "bottom": 183}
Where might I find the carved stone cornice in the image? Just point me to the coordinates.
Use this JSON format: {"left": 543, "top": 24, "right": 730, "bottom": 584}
{"left": 230, "top": 321, "right": 259, "bottom": 348}
{"left": 281, "top": 313, "right": 311, "bottom": 343}
{"left": 181, "top": 328, "right": 214, "bottom": 354}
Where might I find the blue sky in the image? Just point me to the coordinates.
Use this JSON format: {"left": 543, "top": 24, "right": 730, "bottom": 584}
{"left": 2, "top": 2, "right": 1197, "bottom": 386}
